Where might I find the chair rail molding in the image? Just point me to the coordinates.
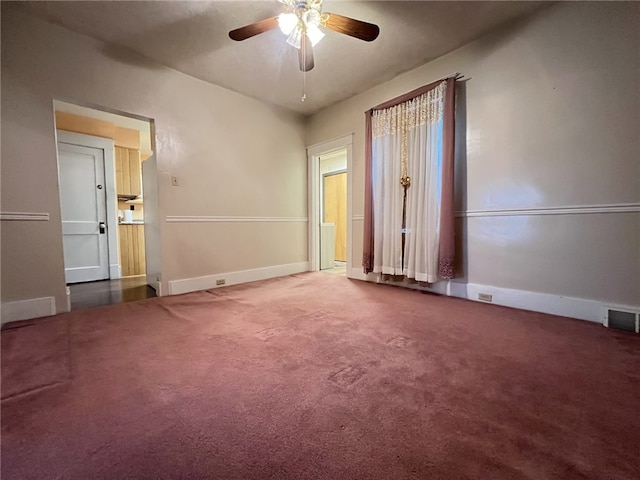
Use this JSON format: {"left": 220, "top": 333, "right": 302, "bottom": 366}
{"left": 165, "top": 216, "right": 308, "bottom": 223}
{"left": 455, "top": 202, "right": 640, "bottom": 218}
{"left": 1, "top": 212, "right": 50, "bottom": 221}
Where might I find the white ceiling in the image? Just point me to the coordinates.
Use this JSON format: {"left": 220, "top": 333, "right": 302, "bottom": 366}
{"left": 17, "top": 1, "right": 551, "bottom": 116}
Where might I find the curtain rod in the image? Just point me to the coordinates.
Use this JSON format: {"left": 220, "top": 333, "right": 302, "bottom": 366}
{"left": 370, "top": 73, "right": 463, "bottom": 111}
{"left": 444, "top": 72, "right": 464, "bottom": 80}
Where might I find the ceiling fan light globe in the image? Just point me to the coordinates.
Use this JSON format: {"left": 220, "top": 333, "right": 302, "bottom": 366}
{"left": 287, "top": 27, "right": 302, "bottom": 49}
{"left": 307, "top": 24, "right": 325, "bottom": 47}
{"left": 277, "top": 12, "right": 298, "bottom": 35}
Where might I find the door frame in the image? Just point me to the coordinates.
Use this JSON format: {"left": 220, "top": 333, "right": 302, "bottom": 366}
{"left": 307, "top": 134, "right": 353, "bottom": 274}
{"left": 56, "top": 130, "right": 120, "bottom": 279}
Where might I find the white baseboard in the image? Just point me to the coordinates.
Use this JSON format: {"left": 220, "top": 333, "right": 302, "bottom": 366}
{"left": 1, "top": 297, "right": 56, "bottom": 324}
{"left": 167, "top": 262, "right": 310, "bottom": 296}
{"left": 347, "top": 268, "right": 370, "bottom": 282}
{"left": 110, "top": 264, "right": 121, "bottom": 279}
{"left": 66, "top": 287, "right": 71, "bottom": 312}
{"left": 348, "top": 268, "right": 628, "bottom": 324}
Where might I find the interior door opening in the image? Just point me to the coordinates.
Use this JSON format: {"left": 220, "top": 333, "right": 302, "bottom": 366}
{"left": 53, "top": 99, "right": 160, "bottom": 310}
{"left": 308, "top": 135, "right": 352, "bottom": 276}
{"left": 320, "top": 151, "right": 347, "bottom": 274}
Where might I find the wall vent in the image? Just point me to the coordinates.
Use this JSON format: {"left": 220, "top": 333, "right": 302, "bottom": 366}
{"left": 603, "top": 306, "right": 639, "bottom": 333}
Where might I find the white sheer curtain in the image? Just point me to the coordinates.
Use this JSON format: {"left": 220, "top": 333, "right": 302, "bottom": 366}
{"left": 372, "top": 106, "right": 404, "bottom": 275}
{"left": 371, "top": 81, "right": 447, "bottom": 282}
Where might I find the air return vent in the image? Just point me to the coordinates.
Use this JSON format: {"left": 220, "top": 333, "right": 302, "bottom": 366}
{"left": 603, "top": 306, "right": 639, "bottom": 333}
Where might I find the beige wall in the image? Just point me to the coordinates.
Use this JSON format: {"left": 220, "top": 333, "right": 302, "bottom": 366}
{"left": 1, "top": 5, "right": 307, "bottom": 312}
{"left": 307, "top": 2, "right": 640, "bottom": 306}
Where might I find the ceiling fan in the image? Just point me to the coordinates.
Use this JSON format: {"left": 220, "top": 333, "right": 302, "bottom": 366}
{"left": 229, "top": 0, "right": 380, "bottom": 72}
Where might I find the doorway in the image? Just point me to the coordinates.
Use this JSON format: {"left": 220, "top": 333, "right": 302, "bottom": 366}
{"left": 307, "top": 135, "right": 353, "bottom": 277}
{"left": 320, "top": 157, "right": 347, "bottom": 272}
{"left": 54, "top": 100, "right": 159, "bottom": 310}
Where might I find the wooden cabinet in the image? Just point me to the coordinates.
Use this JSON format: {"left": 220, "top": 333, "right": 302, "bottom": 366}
{"left": 116, "top": 147, "right": 144, "bottom": 277}
{"left": 119, "top": 224, "right": 146, "bottom": 277}
{"left": 115, "top": 147, "right": 141, "bottom": 197}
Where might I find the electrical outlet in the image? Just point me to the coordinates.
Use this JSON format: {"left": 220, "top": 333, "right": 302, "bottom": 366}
{"left": 478, "top": 293, "right": 493, "bottom": 302}
{"left": 171, "top": 175, "right": 179, "bottom": 186}
{"left": 216, "top": 279, "right": 226, "bottom": 286}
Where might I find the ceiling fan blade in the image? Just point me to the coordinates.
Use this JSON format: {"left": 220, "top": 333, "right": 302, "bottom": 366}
{"left": 299, "top": 35, "right": 314, "bottom": 72}
{"left": 324, "top": 13, "right": 380, "bottom": 42}
{"left": 229, "top": 16, "right": 278, "bottom": 41}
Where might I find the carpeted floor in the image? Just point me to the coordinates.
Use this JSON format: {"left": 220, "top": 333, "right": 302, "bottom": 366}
{"left": 2, "top": 273, "right": 639, "bottom": 479}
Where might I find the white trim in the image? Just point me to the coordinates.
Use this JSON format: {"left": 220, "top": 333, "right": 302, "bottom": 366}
{"left": 346, "top": 143, "right": 353, "bottom": 274}
{"left": 352, "top": 214, "right": 365, "bottom": 221}
{"left": 56, "top": 131, "right": 119, "bottom": 279}
{"left": 1, "top": 297, "right": 56, "bottom": 324}
{"left": 167, "top": 262, "right": 310, "bottom": 296}
{"left": 154, "top": 280, "right": 163, "bottom": 297}
{"left": 456, "top": 202, "right": 640, "bottom": 218}
{"left": 141, "top": 154, "right": 162, "bottom": 290}
{"left": 349, "top": 267, "right": 369, "bottom": 281}
{"left": 423, "top": 281, "right": 606, "bottom": 323}
{"left": 66, "top": 286, "right": 71, "bottom": 312}
{"left": 307, "top": 134, "right": 353, "bottom": 273}
{"left": 309, "top": 155, "right": 320, "bottom": 271}
{"left": 165, "top": 216, "right": 308, "bottom": 223}
{"left": 0, "top": 212, "right": 50, "bottom": 221}
{"left": 317, "top": 149, "right": 346, "bottom": 162}
{"left": 307, "top": 134, "right": 354, "bottom": 157}
{"left": 109, "top": 264, "right": 122, "bottom": 279}
{"left": 348, "top": 268, "right": 636, "bottom": 324}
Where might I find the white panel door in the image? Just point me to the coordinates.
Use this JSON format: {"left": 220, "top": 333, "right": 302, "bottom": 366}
{"left": 58, "top": 143, "right": 109, "bottom": 283}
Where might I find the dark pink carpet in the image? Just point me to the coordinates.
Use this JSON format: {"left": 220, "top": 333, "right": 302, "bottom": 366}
{"left": 2, "top": 273, "right": 639, "bottom": 479}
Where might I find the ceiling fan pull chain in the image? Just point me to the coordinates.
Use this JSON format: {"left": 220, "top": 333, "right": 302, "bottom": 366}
{"left": 301, "top": 39, "right": 307, "bottom": 102}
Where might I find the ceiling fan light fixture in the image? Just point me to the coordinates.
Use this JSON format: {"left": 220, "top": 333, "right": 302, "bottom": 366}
{"left": 306, "top": 23, "right": 324, "bottom": 47}
{"left": 229, "top": 0, "right": 379, "bottom": 75}
{"left": 282, "top": 6, "right": 325, "bottom": 49}
{"left": 286, "top": 26, "right": 302, "bottom": 49}
{"left": 277, "top": 12, "right": 298, "bottom": 35}
{"left": 285, "top": 24, "right": 323, "bottom": 49}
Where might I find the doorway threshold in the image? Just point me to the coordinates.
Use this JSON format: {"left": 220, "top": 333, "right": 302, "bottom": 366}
{"left": 68, "top": 276, "right": 156, "bottom": 311}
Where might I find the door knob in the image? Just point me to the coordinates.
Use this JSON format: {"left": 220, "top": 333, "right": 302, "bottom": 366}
{"left": 99, "top": 222, "right": 106, "bottom": 234}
